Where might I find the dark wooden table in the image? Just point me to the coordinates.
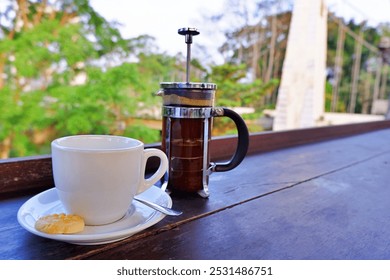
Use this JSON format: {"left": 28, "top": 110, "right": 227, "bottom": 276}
{"left": 2, "top": 122, "right": 390, "bottom": 259}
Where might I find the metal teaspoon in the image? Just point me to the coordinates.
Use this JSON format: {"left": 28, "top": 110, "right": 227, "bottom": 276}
{"left": 134, "top": 197, "right": 182, "bottom": 216}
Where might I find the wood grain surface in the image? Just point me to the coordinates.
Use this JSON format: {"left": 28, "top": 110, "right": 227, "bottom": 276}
{"left": 1, "top": 126, "right": 390, "bottom": 259}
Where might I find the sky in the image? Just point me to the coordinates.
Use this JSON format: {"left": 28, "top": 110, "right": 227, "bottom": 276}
{"left": 0, "top": 0, "right": 388, "bottom": 60}
{"left": 89, "top": 0, "right": 227, "bottom": 63}
{"left": 90, "top": 0, "right": 390, "bottom": 64}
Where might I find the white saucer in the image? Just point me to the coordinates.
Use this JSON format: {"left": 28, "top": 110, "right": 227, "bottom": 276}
{"left": 17, "top": 186, "right": 172, "bottom": 245}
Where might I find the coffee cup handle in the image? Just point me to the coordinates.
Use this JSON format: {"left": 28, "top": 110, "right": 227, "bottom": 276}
{"left": 137, "top": 148, "right": 169, "bottom": 194}
{"left": 213, "top": 107, "right": 249, "bottom": 172}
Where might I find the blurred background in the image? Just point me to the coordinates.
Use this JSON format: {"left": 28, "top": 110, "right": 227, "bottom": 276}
{"left": 0, "top": 0, "right": 389, "bottom": 158}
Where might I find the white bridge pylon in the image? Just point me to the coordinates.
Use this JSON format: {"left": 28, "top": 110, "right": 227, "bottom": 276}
{"left": 273, "top": 0, "right": 328, "bottom": 130}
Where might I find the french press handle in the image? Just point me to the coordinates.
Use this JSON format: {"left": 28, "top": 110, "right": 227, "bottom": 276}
{"left": 212, "top": 108, "right": 249, "bottom": 172}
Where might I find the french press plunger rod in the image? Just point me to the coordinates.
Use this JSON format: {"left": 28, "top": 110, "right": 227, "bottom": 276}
{"left": 178, "top": 27, "right": 199, "bottom": 83}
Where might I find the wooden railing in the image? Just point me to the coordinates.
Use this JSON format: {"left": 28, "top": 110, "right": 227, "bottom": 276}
{"left": 2, "top": 120, "right": 390, "bottom": 198}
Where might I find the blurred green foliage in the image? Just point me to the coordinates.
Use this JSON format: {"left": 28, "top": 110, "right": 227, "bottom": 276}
{"left": 208, "top": 63, "right": 278, "bottom": 107}
{"left": 0, "top": 0, "right": 275, "bottom": 158}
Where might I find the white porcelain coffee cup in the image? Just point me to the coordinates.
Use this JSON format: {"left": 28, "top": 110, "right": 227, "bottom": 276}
{"left": 51, "top": 135, "right": 168, "bottom": 226}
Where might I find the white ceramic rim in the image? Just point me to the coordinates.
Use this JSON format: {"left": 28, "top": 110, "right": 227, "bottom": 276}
{"left": 51, "top": 135, "right": 143, "bottom": 152}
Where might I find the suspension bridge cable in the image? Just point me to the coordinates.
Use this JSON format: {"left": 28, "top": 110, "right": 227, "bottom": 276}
{"left": 328, "top": 13, "right": 379, "bottom": 54}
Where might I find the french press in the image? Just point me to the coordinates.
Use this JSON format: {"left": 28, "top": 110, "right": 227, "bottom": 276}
{"left": 157, "top": 28, "right": 249, "bottom": 197}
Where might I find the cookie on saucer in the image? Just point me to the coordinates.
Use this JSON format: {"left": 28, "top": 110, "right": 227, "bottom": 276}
{"left": 35, "top": 213, "right": 85, "bottom": 234}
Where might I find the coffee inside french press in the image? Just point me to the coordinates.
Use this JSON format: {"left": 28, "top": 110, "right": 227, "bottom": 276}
{"left": 158, "top": 28, "right": 249, "bottom": 198}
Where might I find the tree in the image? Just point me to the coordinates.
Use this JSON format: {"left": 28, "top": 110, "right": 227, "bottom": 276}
{"left": 207, "top": 1, "right": 291, "bottom": 110}
{"left": 327, "top": 15, "right": 384, "bottom": 113}
{"left": 0, "top": 0, "right": 155, "bottom": 158}
{"left": 208, "top": 63, "right": 278, "bottom": 108}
